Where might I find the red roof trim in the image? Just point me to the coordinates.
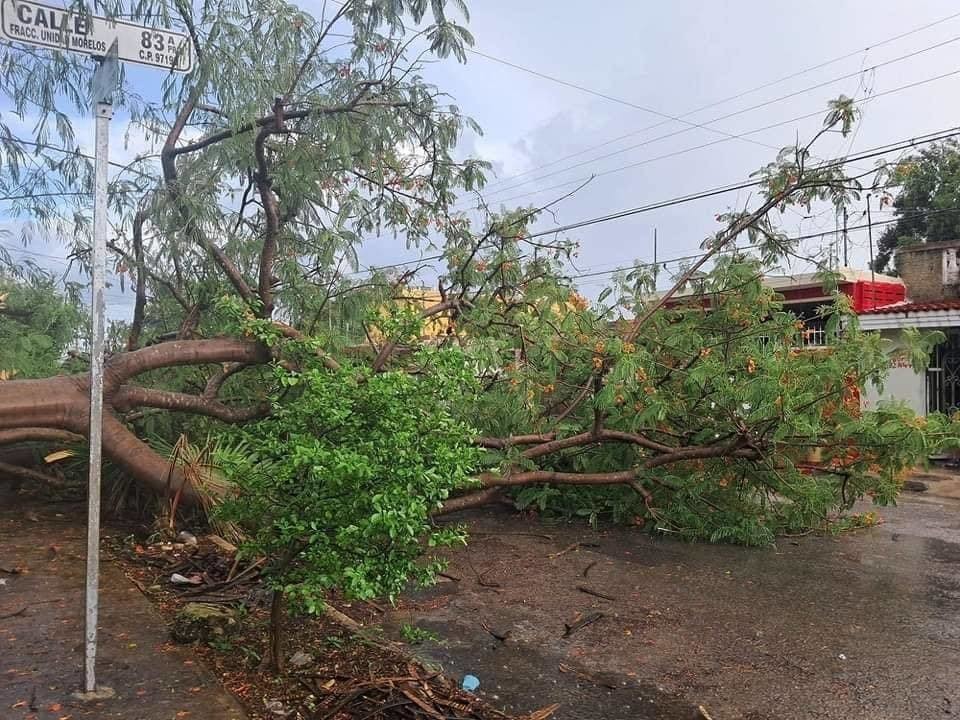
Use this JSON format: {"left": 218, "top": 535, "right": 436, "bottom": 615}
{"left": 859, "top": 300, "right": 960, "bottom": 315}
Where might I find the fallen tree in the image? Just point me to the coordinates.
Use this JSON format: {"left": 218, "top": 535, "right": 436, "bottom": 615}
{"left": 0, "top": 0, "right": 958, "bottom": 661}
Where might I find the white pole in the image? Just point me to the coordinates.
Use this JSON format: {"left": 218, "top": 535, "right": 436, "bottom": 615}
{"left": 84, "top": 99, "right": 112, "bottom": 694}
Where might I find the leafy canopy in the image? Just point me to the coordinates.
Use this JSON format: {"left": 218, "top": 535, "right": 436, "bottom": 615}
{"left": 873, "top": 139, "right": 960, "bottom": 273}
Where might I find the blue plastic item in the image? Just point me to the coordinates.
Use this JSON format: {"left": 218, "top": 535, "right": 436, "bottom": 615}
{"left": 461, "top": 674, "right": 480, "bottom": 692}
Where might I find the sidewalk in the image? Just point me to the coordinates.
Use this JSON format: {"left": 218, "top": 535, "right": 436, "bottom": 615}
{"left": 0, "top": 502, "right": 246, "bottom": 720}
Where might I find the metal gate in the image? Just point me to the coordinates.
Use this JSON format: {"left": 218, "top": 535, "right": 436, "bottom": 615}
{"left": 927, "top": 331, "right": 960, "bottom": 414}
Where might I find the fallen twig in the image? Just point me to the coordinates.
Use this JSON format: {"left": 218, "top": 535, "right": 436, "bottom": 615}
{"left": 582, "top": 560, "right": 597, "bottom": 578}
{"left": 562, "top": 611, "right": 604, "bottom": 638}
{"left": 481, "top": 621, "right": 511, "bottom": 641}
{"left": 576, "top": 584, "right": 617, "bottom": 601}
{"left": 548, "top": 542, "right": 599, "bottom": 559}
{"left": 0, "top": 606, "right": 27, "bottom": 619}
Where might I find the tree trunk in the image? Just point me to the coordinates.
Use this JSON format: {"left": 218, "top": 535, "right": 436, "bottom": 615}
{"left": 269, "top": 589, "right": 284, "bottom": 673}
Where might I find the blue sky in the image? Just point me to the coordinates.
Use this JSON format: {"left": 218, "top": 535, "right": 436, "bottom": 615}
{"left": 4, "top": 0, "right": 960, "bottom": 321}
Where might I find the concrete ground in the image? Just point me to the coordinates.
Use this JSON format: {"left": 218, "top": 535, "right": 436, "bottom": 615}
{"left": 0, "top": 503, "right": 246, "bottom": 720}
{"left": 390, "top": 494, "right": 960, "bottom": 720}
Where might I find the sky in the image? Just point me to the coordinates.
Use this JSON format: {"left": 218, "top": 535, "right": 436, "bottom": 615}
{"left": 407, "top": 0, "right": 960, "bottom": 291}
{"left": 4, "top": 0, "right": 960, "bottom": 323}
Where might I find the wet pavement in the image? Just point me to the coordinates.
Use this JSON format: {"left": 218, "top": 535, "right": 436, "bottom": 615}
{"left": 0, "top": 503, "right": 246, "bottom": 720}
{"left": 389, "top": 495, "right": 960, "bottom": 719}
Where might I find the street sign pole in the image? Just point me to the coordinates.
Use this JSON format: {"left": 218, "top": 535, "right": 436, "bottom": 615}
{"left": 1, "top": 2, "right": 190, "bottom": 695}
{"left": 83, "top": 41, "right": 118, "bottom": 695}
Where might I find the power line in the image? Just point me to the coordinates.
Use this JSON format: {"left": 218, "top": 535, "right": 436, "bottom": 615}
{"left": 476, "top": 10, "right": 960, "bottom": 192}
{"left": 473, "top": 69, "right": 960, "bottom": 212}
{"left": 471, "top": 49, "right": 960, "bottom": 205}
{"left": 524, "top": 125, "right": 960, "bottom": 241}
{"left": 565, "top": 206, "right": 960, "bottom": 285}
{"left": 345, "top": 126, "right": 960, "bottom": 280}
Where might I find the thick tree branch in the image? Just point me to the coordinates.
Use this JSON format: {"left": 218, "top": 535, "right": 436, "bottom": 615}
{"left": 0, "top": 428, "right": 83, "bottom": 445}
{"left": 254, "top": 98, "right": 284, "bottom": 317}
{"left": 113, "top": 385, "right": 269, "bottom": 423}
{"left": 107, "top": 338, "right": 270, "bottom": 385}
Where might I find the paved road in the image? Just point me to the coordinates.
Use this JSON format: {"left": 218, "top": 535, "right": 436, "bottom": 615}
{"left": 391, "top": 495, "right": 960, "bottom": 720}
{"left": 0, "top": 503, "right": 246, "bottom": 720}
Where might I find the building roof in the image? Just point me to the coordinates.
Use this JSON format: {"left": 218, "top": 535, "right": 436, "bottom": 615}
{"left": 859, "top": 299, "right": 960, "bottom": 315}
{"left": 762, "top": 267, "right": 903, "bottom": 291}
{"left": 857, "top": 299, "right": 960, "bottom": 330}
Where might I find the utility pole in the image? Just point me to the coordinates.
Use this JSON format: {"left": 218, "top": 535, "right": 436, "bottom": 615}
{"left": 84, "top": 40, "right": 118, "bottom": 697}
{"left": 842, "top": 207, "right": 849, "bottom": 267}
{"left": 866, "top": 195, "right": 876, "bottom": 308}
{"left": 652, "top": 227, "right": 658, "bottom": 285}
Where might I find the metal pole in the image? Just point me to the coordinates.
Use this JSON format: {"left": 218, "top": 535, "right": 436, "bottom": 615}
{"left": 866, "top": 195, "right": 876, "bottom": 308}
{"left": 842, "top": 207, "right": 849, "bottom": 267}
{"left": 652, "top": 227, "right": 658, "bottom": 285}
{"left": 84, "top": 99, "right": 112, "bottom": 695}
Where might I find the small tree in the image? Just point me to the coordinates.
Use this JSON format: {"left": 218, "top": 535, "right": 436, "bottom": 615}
{"left": 216, "top": 346, "right": 481, "bottom": 671}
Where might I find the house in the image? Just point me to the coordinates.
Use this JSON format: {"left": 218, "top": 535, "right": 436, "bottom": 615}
{"left": 860, "top": 240, "right": 960, "bottom": 415}
{"left": 763, "top": 269, "right": 904, "bottom": 346}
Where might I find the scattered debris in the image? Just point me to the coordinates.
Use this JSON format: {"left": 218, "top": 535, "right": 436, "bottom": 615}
{"left": 176, "top": 530, "right": 198, "bottom": 547}
{"left": 838, "top": 653, "right": 847, "bottom": 661}
{"left": 305, "top": 664, "right": 539, "bottom": 719}
{"left": 562, "top": 611, "right": 604, "bottom": 638}
{"left": 0, "top": 606, "right": 26, "bottom": 619}
{"left": 698, "top": 705, "right": 715, "bottom": 720}
{"left": 576, "top": 584, "right": 617, "bottom": 601}
{"left": 170, "top": 602, "right": 239, "bottom": 644}
{"left": 206, "top": 534, "right": 237, "bottom": 554}
{"left": 263, "top": 698, "right": 292, "bottom": 717}
{"left": 481, "top": 621, "right": 511, "bottom": 641}
{"left": 170, "top": 572, "right": 203, "bottom": 586}
{"left": 548, "top": 541, "right": 599, "bottom": 559}
{"left": 288, "top": 650, "right": 314, "bottom": 668}
{"left": 581, "top": 560, "right": 597, "bottom": 578}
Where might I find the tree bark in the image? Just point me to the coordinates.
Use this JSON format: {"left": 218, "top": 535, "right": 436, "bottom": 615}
{"left": 269, "top": 588, "right": 284, "bottom": 673}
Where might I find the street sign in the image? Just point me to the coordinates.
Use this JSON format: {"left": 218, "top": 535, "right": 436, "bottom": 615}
{"left": 0, "top": 0, "right": 192, "bottom": 72}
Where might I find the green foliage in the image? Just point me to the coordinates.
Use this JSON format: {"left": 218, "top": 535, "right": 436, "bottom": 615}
{"left": 459, "top": 250, "right": 960, "bottom": 546}
{"left": 0, "top": 272, "right": 83, "bottom": 378}
{"left": 216, "top": 347, "right": 482, "bottom": 610}
{"left": 873, "top": 139, "right": 960, "bottom": 273}
{"left": 399, "top": 623, "right": 439, "bottom": 644}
